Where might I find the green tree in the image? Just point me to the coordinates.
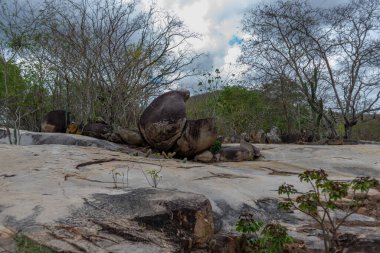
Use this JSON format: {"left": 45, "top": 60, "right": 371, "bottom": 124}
{"left": 216, "top": 86, "right": 261, "bottom": 134}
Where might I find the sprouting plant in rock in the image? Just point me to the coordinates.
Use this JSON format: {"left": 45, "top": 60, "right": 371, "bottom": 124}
{"left": 109, "top": 167, "right": 125, "bottom": 189}
{"left": 142, "top": 163, "right": 162, "bottom": 188}
{"left": 236, "top": 213, "right": 293, "bottom": 253}
{"left": 110, "top": 166, "right": 132, "bottom": 188}
{"left": 278, "top": 169, "right": 379, "bottom": 253}
{"left": 210, "top": 140, "right": 222, "bottom": 154}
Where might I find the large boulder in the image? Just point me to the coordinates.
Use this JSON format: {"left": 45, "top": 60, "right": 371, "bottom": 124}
{"left": 41, "top": 110, "right": 71, "bottom": 133}
{"left": 139, "top": 90, "right": 190, "bottom": 152}
{"left": 174, "top": 118, "right": 217, "bottom": 157}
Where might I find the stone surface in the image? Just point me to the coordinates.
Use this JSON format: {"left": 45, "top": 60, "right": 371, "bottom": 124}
{"left": 175, "top": 118, "right": 217, "bottom": 157}
{"left": 139, "top": 90, "right": 190, "bottom": 151}
{"left": 0, "top": 128, "right": 137, "bottom": 153}
{"left": 28, "top": 188, "right": 213, "bottom": 252}
{"left": 0, "top": 132, "right": 379, "bottom": 252}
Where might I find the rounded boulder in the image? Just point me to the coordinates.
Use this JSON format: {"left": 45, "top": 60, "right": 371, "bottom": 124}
{"left": 139, "top": 90, "right": 190, "bottom": 152}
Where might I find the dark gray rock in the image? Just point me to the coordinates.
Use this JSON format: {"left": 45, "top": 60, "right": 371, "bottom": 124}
{"left": 219, "top": 143, "right": 260, "bottom": 162}
{"left": 219, "top": 146, "right": 251, "bottom": 162}
{"left": 41, "top": 110, "right": 71, "bottom": 133}
{"left": 82, "top": 122, "right": 113, "bottom": 140}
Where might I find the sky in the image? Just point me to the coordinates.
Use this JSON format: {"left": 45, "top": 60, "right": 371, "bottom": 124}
{"left": 141, "top": 0, "right": 349, "bottom": 91}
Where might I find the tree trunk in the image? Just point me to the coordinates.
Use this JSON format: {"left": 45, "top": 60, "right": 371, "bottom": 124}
{"left": 344, "top": 121, "right": 357, "bottom": 140}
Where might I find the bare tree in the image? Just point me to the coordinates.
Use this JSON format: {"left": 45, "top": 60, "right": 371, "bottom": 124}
{"left": 240, "top": 0, "right": 380, "bottom": 139}
{"left": 31, "top": 0, "right": 201, "bottom": 127}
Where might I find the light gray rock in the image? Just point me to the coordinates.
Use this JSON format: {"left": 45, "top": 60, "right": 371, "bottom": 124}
{"left": 265, "top": 126, "right": 281, "bottom": 144}
{"left": 1, "top": 141, "right": 380, "bottom": 252}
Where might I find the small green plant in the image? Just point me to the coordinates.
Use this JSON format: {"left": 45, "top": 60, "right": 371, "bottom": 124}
{"left": 236, "top": 214, "right": 293, "bottom": 253}
{"left": 210, "top": 140, "right": 222, "bottom": 154}
{"left": 142, "top": 164, "right": 162, "bottom": 188}
{"left": 278, "top": 169, "right": 379, "bottom": 253}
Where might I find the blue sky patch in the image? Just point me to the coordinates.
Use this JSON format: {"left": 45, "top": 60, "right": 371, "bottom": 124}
{"left": 228, "top": 35, "right": 243, "bottom": 46}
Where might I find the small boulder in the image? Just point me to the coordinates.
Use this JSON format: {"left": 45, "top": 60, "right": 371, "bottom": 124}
{"left": 220, "top": 146, "right": 250, "bottom": 162}
{"left": 175, "top": 118, "right": 217, "bottom": 157}
{"left": 67, "top": 123, "right": 79, "bottom": 134}
{"left": 105, "top": 132, "right": 124, "bottom": 144}
{"left": 240, "top": 132, "right": 250, "bottom": 142}
{"left": 41, "top": 110, "right": 71, "bottom": 133}
{"left": 139, "top": 90, "right": 190, "bottom": 151}
{"left": 116, "top": 128, "right": 145, "bottom": 146}
{"left": 250, "top": 129, "right": 266, "bottom": 143}
{"left": 265, "top": 126, "right": 281, "bottom": 144}
{"left": 219, "top": 142, "right": 261, "bottom": 162}
{"left": 240, "top": 141, "right": 261, "bottom": 159}
{"left": 82, "top": 122, "right": 113, "bottom": 140}
{"left": 194, "top": 150, "right": 214, "bottom": 163}
{"left": 281, "top": 133, "right": 301, "bottom": 143}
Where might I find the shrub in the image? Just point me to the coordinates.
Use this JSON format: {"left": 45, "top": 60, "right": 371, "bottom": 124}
{"left": 236, "top": 214, "right": 293, "bottom": 253}
{"left": 278, "top": 169, "right": 378, "bottom": 252}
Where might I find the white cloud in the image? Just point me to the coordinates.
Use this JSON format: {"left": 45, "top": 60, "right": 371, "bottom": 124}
{"left": 142, "top": 0, "right": 251, "bottom": 70}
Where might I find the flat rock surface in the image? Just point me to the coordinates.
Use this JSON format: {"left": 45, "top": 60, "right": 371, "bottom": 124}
{"left": 0, "top": 132, "right": 379, "bottom": 252}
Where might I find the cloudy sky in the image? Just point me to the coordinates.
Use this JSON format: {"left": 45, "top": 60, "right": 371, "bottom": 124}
{"left": 142, "top": 0, "right": 349, "bottom": 91}
{"left": 143, "top": 0, "right": 251, "bottom": 89}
